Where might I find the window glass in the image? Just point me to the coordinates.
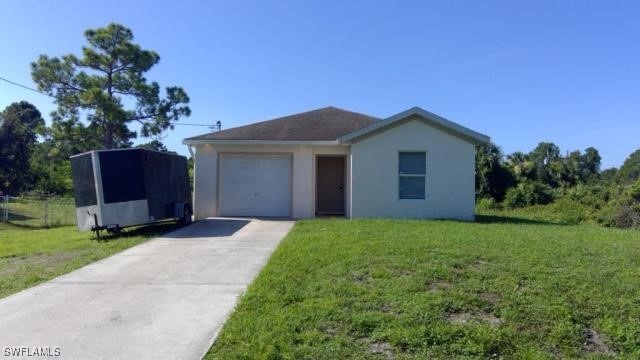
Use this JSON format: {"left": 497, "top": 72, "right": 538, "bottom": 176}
{"left": 399, "top": 176, "right": 425, "bottom": 199}
{"left": 399, "top": 152, "right": 426, "bottom": 199}
{"left": 399, "top": 152, "right": 426, "bottom": 174}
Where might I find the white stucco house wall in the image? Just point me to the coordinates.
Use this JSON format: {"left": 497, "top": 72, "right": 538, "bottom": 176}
{"left": 183, "top": 106, "right": 489, "bottom": 221}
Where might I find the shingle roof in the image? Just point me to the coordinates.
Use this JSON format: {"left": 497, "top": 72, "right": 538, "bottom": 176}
{"left": 184, "top": 107, "right": 379, "bottom": 142}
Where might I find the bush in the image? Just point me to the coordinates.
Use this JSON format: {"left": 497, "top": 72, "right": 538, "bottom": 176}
{"left": 546, "top": 197, "right": 591, "bottom": 224}
{"left": 629, "top": 180, "right": 640, "bottom": 202}
{"left": 564, "top": 184, "right": 609, "bottom": 208}
{"left": 503, "top": 181, "right": 553, "bottom": 208}
{"left": 613, "top": 205, "right": 640, "bottom": 229}
{"left": 610, "top": 180, "right": 640, "bottom": 229}
{"left": 476, "top": 197, "right": 501, "bottom": 210}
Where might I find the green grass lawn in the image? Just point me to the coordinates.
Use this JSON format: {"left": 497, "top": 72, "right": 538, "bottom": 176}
{"left": 208, "top": 217, "right": 640, "bottom": 359}
{"left": 0, "top": 222, "right": 179, "bottom": 299}
{"left": 477, "top": 202, "right": 600, "bottom": 227}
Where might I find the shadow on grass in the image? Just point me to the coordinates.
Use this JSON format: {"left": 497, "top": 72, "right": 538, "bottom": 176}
{"left": 475, "top": 215, "right": 565, "bottom": 226}
{"left": 3, "top": 221, "right": 72, "bottom": 230}
{"left": 7, "top": 212, "right": 37, "bottom": 221}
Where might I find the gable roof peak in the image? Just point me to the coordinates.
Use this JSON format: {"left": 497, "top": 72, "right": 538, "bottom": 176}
{"left": 339, "top": 106, "right": 490, "bottom": 144}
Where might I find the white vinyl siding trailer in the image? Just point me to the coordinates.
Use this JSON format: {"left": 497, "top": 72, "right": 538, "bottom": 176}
{"left": 184, "top": 107, "right": 489, "bottom": 221}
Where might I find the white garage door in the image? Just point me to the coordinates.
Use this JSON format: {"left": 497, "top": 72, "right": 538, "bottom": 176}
{"left": 220, "top": 154, "right": 292, "bottom": 217}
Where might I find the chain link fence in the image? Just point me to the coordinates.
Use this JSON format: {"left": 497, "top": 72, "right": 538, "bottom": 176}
{"left": 0, "top": 195, "right": 76, "bottom": 228}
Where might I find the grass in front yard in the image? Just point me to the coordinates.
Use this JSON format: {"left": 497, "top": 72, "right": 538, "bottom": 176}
{"left": 0, "top": 222, "right": 179, "bottom": 299}
{"left": 208, "top": 218, "right": 640, "bottom": 359}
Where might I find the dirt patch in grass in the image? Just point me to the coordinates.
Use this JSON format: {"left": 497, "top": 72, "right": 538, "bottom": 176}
{"left": 394, "top": 268, "right": 413, "bottom": 277}
{"left": 452, "top": 259, "right": 488, "bottom": 275}
{"left": 352, "top": 271, "right": 371, "bottom": 283}
{"left": 582, "top": 328, "right": 617, "bottom": 356}
{"left": 320, "top": 323, "right": 337, "bottom": 336}
{"left": 479, "top": 292, "right": 501, "bottom": 304}
{"left": 370, "top": 341, "right": 394, "bottom": 358}
{"left": 428, "top": 281, "right": 452, "bottom": 291}
{"left": 470, "top": 259, "right": 488, "bottom": 271}
{"left": 447, "top": 311, "right": 503, "bottom": 327}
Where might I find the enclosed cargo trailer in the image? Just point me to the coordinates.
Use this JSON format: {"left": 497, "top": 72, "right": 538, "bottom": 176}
{"left": 70, "top": 148, "right": 192, "bottom": 236}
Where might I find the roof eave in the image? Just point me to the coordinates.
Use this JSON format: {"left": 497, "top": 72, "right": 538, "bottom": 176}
{"left": 182, "top": 139, "right": 344, "bottom": 146}
{"left": 339, "top": 107, "right": 490, "bottom": 145}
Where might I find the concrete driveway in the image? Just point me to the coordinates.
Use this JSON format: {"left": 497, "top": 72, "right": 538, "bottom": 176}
{"left": 0, "top": 218, "right": 293, "bottom": 360}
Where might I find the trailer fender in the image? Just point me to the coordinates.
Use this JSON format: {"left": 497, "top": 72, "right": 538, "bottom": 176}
{"left": 174, "top": 202, "right": 188, "bottom": 218}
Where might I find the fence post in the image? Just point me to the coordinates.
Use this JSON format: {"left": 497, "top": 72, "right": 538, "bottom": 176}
{"left": 44, "top": 196, "right": 49, "bottom": 227}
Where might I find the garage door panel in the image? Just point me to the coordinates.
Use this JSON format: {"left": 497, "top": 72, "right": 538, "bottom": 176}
{"left": 220, "top": 154, "right": 292, "bottom": 217}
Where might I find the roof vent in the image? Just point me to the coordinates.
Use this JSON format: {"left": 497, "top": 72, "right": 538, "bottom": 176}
{"left": 210, "top": 121, "right": 222, "bottom": 132}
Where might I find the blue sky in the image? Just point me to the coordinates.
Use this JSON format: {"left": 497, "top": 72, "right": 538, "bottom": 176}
{"left": 1, "top": 0, "right": 638, "bottom": 169}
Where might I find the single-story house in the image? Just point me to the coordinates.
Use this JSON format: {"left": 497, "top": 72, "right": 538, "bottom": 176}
{"left": 183, "top": 106, "right": 489, "bottom": 220}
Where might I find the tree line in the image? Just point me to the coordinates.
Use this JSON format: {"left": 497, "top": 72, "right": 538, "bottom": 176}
{"left": 476, "top": 142, "right": 640, "bottom": 228}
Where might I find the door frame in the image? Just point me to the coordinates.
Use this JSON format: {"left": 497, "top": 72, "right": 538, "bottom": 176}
{"left": 217, "top": 152, "right": 294, "bottom": 218}
{"left": 315, "top": 155, "right": 347, "bottom": 216}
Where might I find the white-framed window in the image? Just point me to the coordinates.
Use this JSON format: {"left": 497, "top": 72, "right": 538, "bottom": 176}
{"left": 399, "top": 152, "right": 426, "bottom": 199}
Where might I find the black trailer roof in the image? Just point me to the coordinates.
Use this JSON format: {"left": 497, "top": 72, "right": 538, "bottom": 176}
{"left": 70, "top": 148, "right": 184, "bottom": 159}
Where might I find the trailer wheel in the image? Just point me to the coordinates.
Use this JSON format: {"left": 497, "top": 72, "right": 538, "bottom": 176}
{"left": 180, "top": 204, "right": 192, "bottom": 226}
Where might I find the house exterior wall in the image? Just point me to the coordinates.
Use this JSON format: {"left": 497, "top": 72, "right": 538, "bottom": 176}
{"left": 350, "top": 116, "right": 476, "bottom": 220}
{"left": 192, "top": 143, "right": 350, "bottom": 219}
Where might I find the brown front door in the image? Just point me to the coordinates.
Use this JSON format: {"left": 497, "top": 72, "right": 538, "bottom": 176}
{"left": 316, "top": 156, "right": 345, "bottom": 215}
